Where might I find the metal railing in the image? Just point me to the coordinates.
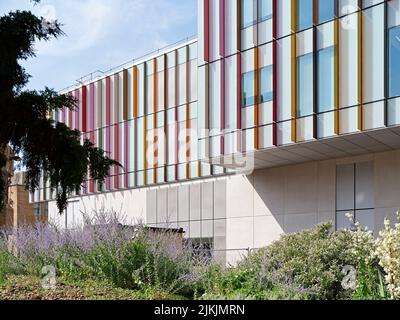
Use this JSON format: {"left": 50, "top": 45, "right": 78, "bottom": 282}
{"left": 60, "top": 35, "right": 197, "bottom": 93}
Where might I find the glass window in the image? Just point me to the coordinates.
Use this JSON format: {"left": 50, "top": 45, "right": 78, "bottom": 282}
{"left": 389, "top": 26, "right": 400, "bottom": 98}
{"left": 259, "top": 0, "right": 272, "bottom": 22}
{"left": 242, "top": 0, "right": 255, "bottom": 28}
{"left": 297, "top": 0, "right": 313, "bottom": 31}
{"left": 242, "top": 71, "right": 255, "bottom": 107}
{"left": 318, "top": 0, "right": 336, "bottom": 24}
{"left": 318, "top": 46, "right": 335, "bottom": 113}
{"left": 260, "top": 66, "right": 273, "bottom": 103}
{"left": 297, "top": 53, "right": 314, "bottom": 117}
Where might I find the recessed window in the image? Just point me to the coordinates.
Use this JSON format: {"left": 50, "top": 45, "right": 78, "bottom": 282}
{"left": 241, "top": 0, "right": 255, "bottom": 29}
{"left": 260, "top": 66, "right": 273, "bottom": 103}
{"left": 259, "top": 0, "right": 273, "bottom": 22}
{"left": 389, "top": 26, "right": 400, "bottom": 98}
{"left": 318, "top": 46, "right": 335, "bottom": 113}
{"left": 297, "top": 0, "right": 313, "bottom": 31}
{"left": 318, "top": 0, "right": 336, "bottom": 24}
{"left": 297, "top": 53, "right": 314, "bottom": 117}
{"left": 242, "top": 71, "right": 255, "bottom": 107}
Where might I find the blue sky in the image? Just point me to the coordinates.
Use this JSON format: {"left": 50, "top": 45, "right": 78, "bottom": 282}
{"left": 0, "top": 0, "right": 197, "bottom": 91}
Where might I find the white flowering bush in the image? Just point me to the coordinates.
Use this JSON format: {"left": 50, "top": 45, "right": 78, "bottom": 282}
{"left": 376, "top": 212, "right": 400, "bottom": 300}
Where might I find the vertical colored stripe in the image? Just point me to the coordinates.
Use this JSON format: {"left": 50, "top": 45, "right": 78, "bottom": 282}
{"left": 204, "top": 0, "right": 210, "bottom": 62}
{"left": 122, "top": 69, "right": 128, "bottom": 188}
{"left": 313, "top": 0, "right": 318, "bottom": 139}
{"left": 89, "top": 83, "right": 95, "bottom": 193}
{"left": 220, "top": 58, "right": 226, "bottom": 156}
{"left": 133, "top": 66, "right": 138, "bottom": 118}
{"left": 81, "top": 86, "right": 87, "bottom": 195}
{"left": 114, "top": 73, "right": 120, "bottom": 189}
{"left": 105, "top": 77, "right": 111, "bottom": 190}
{"left": 384, "top": 0, "right": 389, "bottom": 127}
{"left": 81, "top": 85, "right": 87, "bottom": 133}
{"left": 185, "top": 46, "right": 191, "bottom": 178}
{"left": 254, "top": 47, "right": 259, "bottom": 150}
{"left": 174, "top": 51, "right": 179, "bottom": 181}
{"left": 219, "top": 0, "right": 225, "bottom": 57}
{"left": 90, "top": 83, "right": 95, "bottom": 144}
{"left": 358, "top": 0, "right": 363, "bottom": 131}
{"left": 123, "top": 69, "right": 128, "bottom": 121}
{"left": 124, "top": 121, "right": 129, "bottom": 189}
{"left": 272, "top": 0, "right": 278, "bottom": 146}
{"left": 334, "top": 2, "right": 340, "bottom": 135}
{"left": 164, "top": 55, "right": 168, "bottom": 182}
{"left": 291, "top": 0, "right": 297, "bottom": 143}
{"left": 254, "top": 0, "right": 259, "bottom": 150}
{"left": 74, "top": 89, "right": 80, "bottom": 131}
{"left": 237, "top": 53, "right": 242, "bottom": 153}
{"left": 143, "top": 63, "right": 148, "bottom": 185}
{"left": 237, "top": 0, "right": 241, "bottom": 52}
{"left": 153, "top": 58, "right": 158, "bottom": 182}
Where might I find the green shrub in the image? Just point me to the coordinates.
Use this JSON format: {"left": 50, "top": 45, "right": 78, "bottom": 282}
{"left": 235, "top": 224, "right": 358, "bottom": 300}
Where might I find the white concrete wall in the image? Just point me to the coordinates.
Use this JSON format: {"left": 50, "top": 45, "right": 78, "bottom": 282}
{"left": 49, "top": 149, "right": 400, "bottom": 265}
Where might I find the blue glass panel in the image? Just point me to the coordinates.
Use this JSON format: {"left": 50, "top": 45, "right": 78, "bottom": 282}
{"left": 297, "top": 53, "right": 314, "bottom": 117}
{"left": 318, "top": 46, "right": 335, "bottom": 113}
{"left": 242, "top": 0, "right": 255, "bottom": 28}
{"left": 260, "top": 66, "right": 273, "bottom": 103}
{"left": 297, "top": 0, "right": 313, "bottom": 31}
{"left": 242, "top": 71, "right": 255, "bottom": 107}
{"left": 389, "top": 26, "right": 400, "bottom": 98}
{"left": 318, "top": 0, "right": 335, "bottom": 24}
{"left": 259, "top": 0, "right": 272, "bottom": 21}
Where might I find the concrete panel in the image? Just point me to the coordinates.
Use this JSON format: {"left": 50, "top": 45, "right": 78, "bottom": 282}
{"left": 202, "top": 181, "right": 214, "bottom": 220}
{"left": 214, "top": 179, "right": 226, "bottom": 219}
{"left": 147, "top": 189, "right": 157, "bottom": 224}
{"left": 202, "top": 220, "right": 214, "bottom": 238}
{"left": 285, "top": 163, "right": 318, "bottom": 214}
{"left": 226, "top": 217, "right": 254, "bottom": 250}
{"left": 190, "top": 183, "right": 201, "bottom": 221}
{"left": 48, "top": 187, "right": 147, "bottom": 229}
{"left": 253, "top": 167, "right": 285, "bottom": 216}
{"left": 317, "top": 211, "right": 335, "bottom": 226}
{"left": 374, "top": 208, "right": 399, "bottom": 236}
{"left": 284, "top": 213, "right": 318, "bottom": 234}
{"left": 375, "top": 150, "right": 400, "bottom": 208}
{"left": 156, "top": 188, "right": 168, "bottom": 224}
{"left": 226, "top": 175, "right": 254, "bottom": 218}
{"left": 254, "top": 215, "right": 284, "bottom": 249}
{"left": 167, "top": 187, "right": 178, "bottom": 223}
{"left": 178, "top": 185, "right": 190, "bottom": 222}
{"left": 317, "top": 160, "right": 336, "bottom": 213}
{"left": 190, "top": 221, "right": 201, "bottom": 238}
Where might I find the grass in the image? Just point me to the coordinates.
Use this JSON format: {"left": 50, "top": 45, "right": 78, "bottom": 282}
{"left": 0, "top": 275, "right": 185, "bottom": 300}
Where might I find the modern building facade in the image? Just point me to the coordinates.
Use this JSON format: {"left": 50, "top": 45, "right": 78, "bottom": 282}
{"left": 34, "top": 0, "right": 400, "bottom": 264}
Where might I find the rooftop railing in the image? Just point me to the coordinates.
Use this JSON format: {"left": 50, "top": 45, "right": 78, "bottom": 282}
{"left": 60, "top": 35, "right": 197, "bottom": 93}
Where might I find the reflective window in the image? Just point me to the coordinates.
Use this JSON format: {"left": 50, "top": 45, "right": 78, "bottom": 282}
{"left": 259, "top": 0, "right": 272, "bottom": 22}
{"left": 318, "top": 46, "right": 335, "bottom": 113}
{"left": 242, "top": 0, "right": 255, "bottom": 28}
{"left": 389, "top": 26, "right": 400, "bottom": 98}
{"left": 260, "top": 66, "right": 273, "bottom": 103}
{"left": 297, "top": 0, "right": 313, "bottom": 31}
{"left": 242, "top": 71, "right": 255, "bottom": 107}
{"left": 297, "top": 53, "right": 314, "bottom": 117}
{"left": 318, "top": 0, "right": 336, "bottom": 24}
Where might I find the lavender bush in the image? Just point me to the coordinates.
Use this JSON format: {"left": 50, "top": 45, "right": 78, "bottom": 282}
{"left": 0, "top": 209, "right": 211, "bottom": 297}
